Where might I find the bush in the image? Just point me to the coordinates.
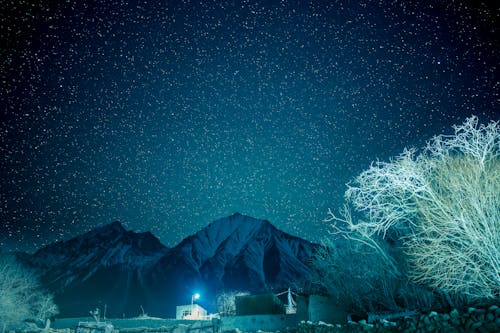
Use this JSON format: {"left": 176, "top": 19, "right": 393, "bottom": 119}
{"left": 313, "top": 236, "right": 403, "bottom": 314}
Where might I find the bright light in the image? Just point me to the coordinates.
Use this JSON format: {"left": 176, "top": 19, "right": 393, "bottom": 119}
{"left": 193, "top": 293, "right": 200, "bottom": 300}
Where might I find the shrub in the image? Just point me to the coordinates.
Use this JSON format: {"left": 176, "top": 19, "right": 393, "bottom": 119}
{"left": 312, "top": 236, "right": 403, "bottom": 314}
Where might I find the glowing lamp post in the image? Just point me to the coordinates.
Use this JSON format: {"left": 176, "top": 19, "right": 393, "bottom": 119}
{"left": 190, "top": 293, "right": 200, "bottom": 318}
{"left": 191, "top": 293, "right": 200, "bottom": 305}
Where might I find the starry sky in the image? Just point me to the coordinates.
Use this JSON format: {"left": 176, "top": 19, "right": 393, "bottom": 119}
{"left": 1, "top": 0, "right": 498, "bottom": 252}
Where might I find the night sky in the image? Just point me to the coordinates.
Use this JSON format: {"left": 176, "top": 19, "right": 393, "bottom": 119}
{"left": 1, "top": 0, "right": 498, "bottom": 252}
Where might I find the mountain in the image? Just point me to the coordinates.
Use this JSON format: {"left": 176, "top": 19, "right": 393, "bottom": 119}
{"left": 21, "top": 214, "right": 319, "bottom": 318}
{"left": 152, "top": 213, "right": 316, "bottom": 291}
{"left": 27, "top": 221, "right": 168, "bottom": 285}
{"left": 146, "top": 213, "right": 318, "bottom": 315}
{"left": 20, "top": 221, "right": 169, "bottom": 316}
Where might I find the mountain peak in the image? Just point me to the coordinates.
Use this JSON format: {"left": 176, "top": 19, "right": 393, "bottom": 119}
{"left": 96, "top": 220, "right": 126, "bottom": 234}
{"left": 164, "top": 213, "right": 315, "bottom": 278}
{"left": 214, "top": 212, "right": 268, "bottom": 227}
{"left": 199, "top": 213, "right": 268, "bottom": 246}
{"left": 153, "top": 213, "right": 318, "bottom": 310}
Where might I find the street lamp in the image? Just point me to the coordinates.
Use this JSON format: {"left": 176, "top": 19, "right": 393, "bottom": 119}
{"left": 190, "top": 293, "right": 200, "bottom": 319}
{"left": 192, "top": 293, "right": 200, "bottom": 305}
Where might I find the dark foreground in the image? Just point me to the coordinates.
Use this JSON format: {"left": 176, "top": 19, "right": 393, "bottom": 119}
{"left": 12, "top": 305, "right": 500, "bottom": 333}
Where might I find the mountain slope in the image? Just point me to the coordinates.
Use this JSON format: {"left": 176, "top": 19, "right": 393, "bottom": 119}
{"left": 146, "top": 213, "right": 318, "bottom": 315}
{"left": 20, "top": 221, "right": 169, "bottom": 316}
{"left": 26, "top": 221, "right": 168, "bottom": 288}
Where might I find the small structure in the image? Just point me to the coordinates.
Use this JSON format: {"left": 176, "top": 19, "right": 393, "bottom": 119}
{"left": 176, "top": 304, "right": 208, "bottom": 320}
{"left": 75, "top": 321, "right": 114, "bottom": 333}
{"left": 76, "top": 308, "right": 115, "bottom": 333}
{"left": 235, "top": 293, "right": 285, "bottom": 316}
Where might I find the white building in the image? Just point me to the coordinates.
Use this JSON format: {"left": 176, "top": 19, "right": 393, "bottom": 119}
{"left": 176, "top": 304, "right": 208, "bottom": 320}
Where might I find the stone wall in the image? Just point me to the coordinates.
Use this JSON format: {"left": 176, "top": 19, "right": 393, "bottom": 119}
{"left": 51, "top": 314, "right": 300, "bottom": 333}
{"left": 297, "top": 305, "right": 500, "bottom": 333}
{"left": 220, "top": 314, "right": 299, "bottom": 332}
{"left": 52, "top": 318, "right": 210, "bottom": 330}
{"left": 51, "top": 318, "right": 214, "bottom": 333}
{"left": 235, "top": 294, "right": 285, "bottom": 316}
{"left": 307, "top": 296, "right": 348, "bottom": 325}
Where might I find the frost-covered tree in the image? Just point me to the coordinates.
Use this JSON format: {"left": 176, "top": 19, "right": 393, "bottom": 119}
{"left": 0, "top": 255, "right": 58, "bottom": 333}
{"left": 329, "top": 116, "right": 499, "bottom": 302}
{"left": 35, "top": 294, "right": 59, "bottom": 325}
{"left": 216, "top": 291, "right": 249, "bottom": 316}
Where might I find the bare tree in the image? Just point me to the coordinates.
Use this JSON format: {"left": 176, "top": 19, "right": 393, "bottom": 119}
{"left": 216, "top": 291, "right": 249, "bottom": 316}
{"left": 330, "top": 116, "right": 499, "bottom": 302}
{"left": 35, "top": 294, "right": 59, "bottom": 324}
{"left": 0, "top": 254, "right": 58, "bottom": 333}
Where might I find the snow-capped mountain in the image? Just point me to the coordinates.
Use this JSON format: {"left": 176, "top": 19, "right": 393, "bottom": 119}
{"left": 21, "top": 214, "right": 318, "bottom": 318}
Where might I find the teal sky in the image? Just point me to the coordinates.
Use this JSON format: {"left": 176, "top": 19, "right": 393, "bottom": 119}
{"left": 1, "top": 0, "right": 498, "bottom": 251}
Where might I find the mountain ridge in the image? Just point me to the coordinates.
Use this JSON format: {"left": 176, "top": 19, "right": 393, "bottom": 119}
{"left": 20, "top": 213, "right": 319, "bottom": 317}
